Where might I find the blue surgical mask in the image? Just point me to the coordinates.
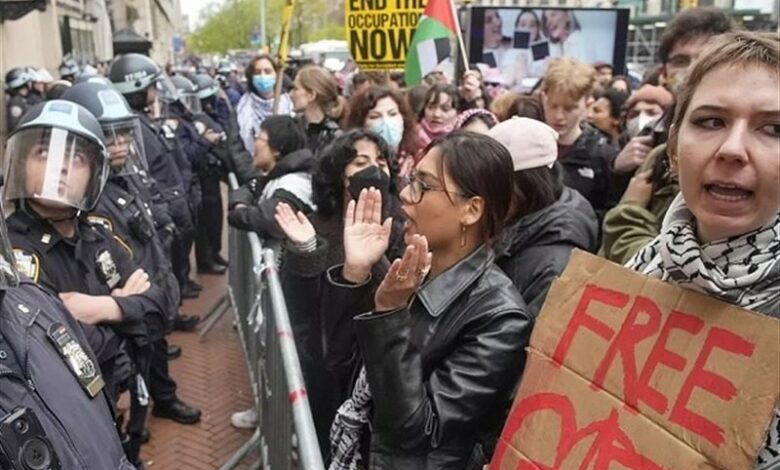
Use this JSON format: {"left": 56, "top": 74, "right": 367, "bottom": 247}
{"left": 369, "top": 117, "right": 404, "bottom": 150}
{"left": 253, "top": 75, "right": 275, "bottom": 94}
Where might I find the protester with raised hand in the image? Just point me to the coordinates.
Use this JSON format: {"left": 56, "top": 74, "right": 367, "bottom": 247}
{"left": 227, "top": 115, "right": 315, "bottom": 239}
{"left": 328, "top": 131, "right": 532, "bottom": 469}
{"left": 626, "top": 30, "right": 780, "bottom": 469}
{"left": 271, "top": 129, "right": 406, "bottom": 457}
{"left": 417, "top": 83, "right": 459, "bottom": 148}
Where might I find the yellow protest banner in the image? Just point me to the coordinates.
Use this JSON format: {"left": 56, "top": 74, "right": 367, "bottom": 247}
{"left": 345, "top": 0, "right": 426, "bottom": 71}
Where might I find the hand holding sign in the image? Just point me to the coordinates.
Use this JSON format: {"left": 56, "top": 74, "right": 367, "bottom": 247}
{"left": 491, "top": 251, "right": 780, "bottom": 470}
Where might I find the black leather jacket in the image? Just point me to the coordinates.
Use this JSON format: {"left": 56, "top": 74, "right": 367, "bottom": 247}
{"left": 350, "top": 245, "right": 532, "bottom": 469}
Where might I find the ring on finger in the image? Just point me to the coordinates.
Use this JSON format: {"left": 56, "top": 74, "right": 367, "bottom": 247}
{"left": 395, "top": 271, "right": 408, "bottom": 282}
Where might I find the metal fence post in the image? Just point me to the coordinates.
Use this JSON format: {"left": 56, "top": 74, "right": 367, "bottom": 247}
{"left": 218, "top": 173, "right": 325, "bottom": 470}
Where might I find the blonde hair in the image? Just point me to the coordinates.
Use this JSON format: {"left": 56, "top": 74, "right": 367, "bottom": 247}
{"left": 490, "top": 91, "right": 521, "bottom": 122}
{"left": 541, "top": 57, "right": 597, "bottom": 101}
{"left": 295, "top": 65, "right": 340, "bottom": 113}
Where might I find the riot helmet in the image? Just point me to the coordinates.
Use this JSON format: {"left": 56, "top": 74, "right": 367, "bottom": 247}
{"left": 74, "top": 73, "right": 113, "bottom": 86}
{"left": 109, "top": 54, "right": 162, "bottom": 111}
{"left": 58, "top": 58, "right": 80, "bottom": 81}
{"left": 109, "top": 53, "right": 161, "bottom": 94}
{"left": 4, "top": 68, "right": 32, "bottom": 92}
{"left": 1, "top": 101, "right": 109, "bottom": 214}
{"left": 155, "top": 73, "right": 180, "bottom": 104}
{"left": 60, "top": 82, "right": 148, "bottom": 176}
{"left": 170, "top": 75, "right": 202, "bottom": 114}
{"left": 192, "top": 74, "right": 219, "bottom": 100}
{"left": 217, "top": 60, "right": 233, "bottom": 76}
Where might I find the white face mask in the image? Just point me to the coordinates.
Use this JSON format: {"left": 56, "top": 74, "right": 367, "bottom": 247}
{"left": 626, "top": 112, "right": 659, "bottom": 138}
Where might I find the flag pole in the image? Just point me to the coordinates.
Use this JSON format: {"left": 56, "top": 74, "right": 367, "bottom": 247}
{"left": 450, "top": 0, "right": 470, "bottom": 71}
{"left": 273, "top": 0, "right": 295, "bottom": 115}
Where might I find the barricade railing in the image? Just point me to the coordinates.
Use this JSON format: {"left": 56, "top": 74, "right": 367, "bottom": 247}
{"left": 205, "top": 173, "right": 324, "bottom": 470}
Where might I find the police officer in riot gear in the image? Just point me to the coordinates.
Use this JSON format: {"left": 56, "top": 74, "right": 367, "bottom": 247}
{"left": 59, "top": 82, "right": 202, "bottom": 430}
{"left": 58, "top": 58, "right": 80, "bottom": 82}
{"left": 0, "top": 205, "right": 135, "bottom": 469}
{"left": 194, "top": 73, "right": 260, "bottom": 185}
{"left": 1, "top": 100, "right": 168, "bottom": 466}
{"left": 167, "top": 75, "right": 228, "bottom": 275}
{"left": 4, "top": 68, "right": 33, "bottom": 133}
{"left": 191, "top": 73, "right": 231, "bottom": 270}
{"left": 108, "top": 54, "right": 200, "bottom": 301}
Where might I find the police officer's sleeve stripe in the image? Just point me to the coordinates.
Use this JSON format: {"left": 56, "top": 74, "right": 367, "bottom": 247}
{"left": 112, "top": 236, "right": 134, "bottom": 259}
{"left": 12, "top": 248, "right": 40, "bottom": 283}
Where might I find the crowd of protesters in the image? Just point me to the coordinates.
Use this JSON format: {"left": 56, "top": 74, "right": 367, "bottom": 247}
{"left": 0, "top": 5, "right": 778, "bottom": 470}
{"left": 225, "top": 7, "right": 779, "bottom": 470}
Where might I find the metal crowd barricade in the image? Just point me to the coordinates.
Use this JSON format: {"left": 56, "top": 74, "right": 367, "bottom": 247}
{"left": 205, "top": 173, "right": 324, "bottom": 470}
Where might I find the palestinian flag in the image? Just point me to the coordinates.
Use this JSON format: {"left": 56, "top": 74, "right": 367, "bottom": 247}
{"left": 404, "top": 0, "right": 457, "bottom": 86}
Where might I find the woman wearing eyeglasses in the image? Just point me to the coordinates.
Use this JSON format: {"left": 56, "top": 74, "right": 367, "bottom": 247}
{"left": 326, "top": 131, "right": 532, "bottom": 470}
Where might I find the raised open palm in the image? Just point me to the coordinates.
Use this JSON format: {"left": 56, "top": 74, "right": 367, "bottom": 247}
{"left": 343, "top": 188, "right": 392, "bottom": 277}
{"left": 275, "top": 202, "right": 316, "bottom": 244}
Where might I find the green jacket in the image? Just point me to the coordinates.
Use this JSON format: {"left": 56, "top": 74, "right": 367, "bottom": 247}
{"left": 600, "top": 144, "right": 679, "bottom": 265}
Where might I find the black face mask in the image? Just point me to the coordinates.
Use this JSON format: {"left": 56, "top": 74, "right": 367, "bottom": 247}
{"left": 347, "top": 165, "right": 391, "bottom": 202}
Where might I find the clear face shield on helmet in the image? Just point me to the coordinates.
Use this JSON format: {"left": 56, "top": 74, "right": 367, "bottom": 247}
{"left": 155, "top": 74, "right": 180, "bottom": 104}
{"left": 180, "top": 92, "right": 203, "bottom": 115}
{"left": 102, "top": 118, "right": 148, "bottom": 176}
{"left": 2, "top": 127, "right": 109, "bottom": 213}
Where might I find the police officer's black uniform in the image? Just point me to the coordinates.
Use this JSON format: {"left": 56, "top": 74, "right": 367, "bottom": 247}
{"left": 0, "top": 280, "right": 136, "bottom": 469}
{"left": 109, "top": 54, "right": 197, "bottom": 298}
{"left": 7, "top": 210, "right": 167, "bottom": 464}
{"left": 2, "top": 99, "right": 165, "bottom": 467}
{"left": 58, "top": 81, "right": 201, "bottom": 429}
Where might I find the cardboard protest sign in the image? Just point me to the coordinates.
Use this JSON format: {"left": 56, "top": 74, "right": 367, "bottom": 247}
{"left": 491, "top": 250, "right": 780, "bottom": 470}
{"left": 345, "top": 0, "right": 425, "bottom": 71}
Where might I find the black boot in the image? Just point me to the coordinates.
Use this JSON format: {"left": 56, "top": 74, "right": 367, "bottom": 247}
{"left": 166, "top": 345, "right": 182, "bottom": 360}
{"left": 173, "top": 314, "right": 200, "bottom": 332}
{"left": 152, "top": 398, "right": 201, "bottom": 425}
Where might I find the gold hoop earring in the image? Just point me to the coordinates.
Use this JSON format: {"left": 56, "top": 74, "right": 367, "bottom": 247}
{"left": 460, "top": 224, "right": 467, "bottom": 248}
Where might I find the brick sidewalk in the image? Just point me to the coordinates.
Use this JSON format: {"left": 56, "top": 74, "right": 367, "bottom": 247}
{"left": 140, "top": 270, "right": 257, "bottom": 469}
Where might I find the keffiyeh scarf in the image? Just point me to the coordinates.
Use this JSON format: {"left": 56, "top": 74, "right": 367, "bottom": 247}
{"left": 329, "top": 367, "right": 371, "bottom": 470}
{"left": 627, "top": 194, "right": 780, "bottom": 312}
{"left": 627, "top": 194, "right": 780, "bottom": 469}
{"left": 235, "top": 92, "right": 293, "bottom": 154}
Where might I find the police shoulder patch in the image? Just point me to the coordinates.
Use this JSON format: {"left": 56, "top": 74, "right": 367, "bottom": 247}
{"left": 87, "top": 215, "right": 114, "bottom": 233}
{"left": 12, "top": 248, "right": 40, "bottom": 283}
{"left": 10, "top": 106, "right": 23, "bottom": 118}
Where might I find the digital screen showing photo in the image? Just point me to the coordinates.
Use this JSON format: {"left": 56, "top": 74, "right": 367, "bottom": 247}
{"left": 469, "top": 7, "right": 629, "bottom": 91}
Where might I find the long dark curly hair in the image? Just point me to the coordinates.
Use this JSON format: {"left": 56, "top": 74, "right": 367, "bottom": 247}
{"left": 312, "top": 129, "right": 400, "bottom": 220}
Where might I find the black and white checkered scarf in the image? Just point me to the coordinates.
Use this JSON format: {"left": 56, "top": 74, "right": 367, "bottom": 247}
{"left": 626, "top": 194, "right": 780, "bottom": 312}
{"left": 328, "top": 367, "right": 371, "bottom": 470}
{"left": 627, "top": 193, "right": 780, "bottom": 469}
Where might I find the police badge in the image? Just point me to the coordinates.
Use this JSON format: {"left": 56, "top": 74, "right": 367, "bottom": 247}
{"left": 95, "top": 249, "right": 121, "bottom": 289}
{"left": 12, "top": 249, "right": 40, "bottom": 282}
{"left": 47, "top": 323, "right": 105, "bottom": 398}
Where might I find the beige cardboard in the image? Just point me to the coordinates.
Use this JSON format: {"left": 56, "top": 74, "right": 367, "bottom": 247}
{"left": 491, "top": 250, "right": 780, "bottom": 470}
